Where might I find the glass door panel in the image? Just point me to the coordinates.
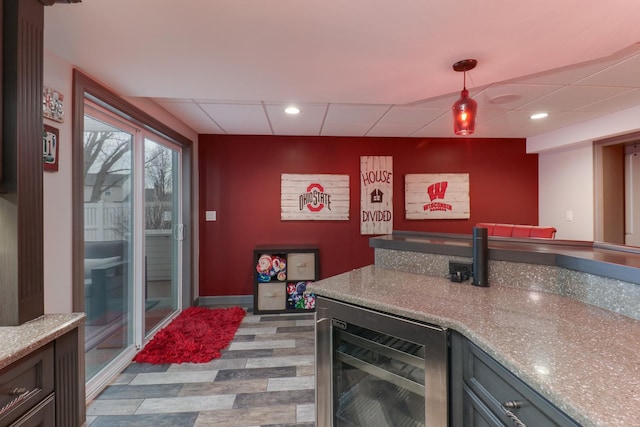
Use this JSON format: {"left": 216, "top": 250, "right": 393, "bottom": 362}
{"left": 83, "top": 115, "right": 134, "bottom": 381}
{"left": 143, "top": 138, "right": 180, "bottom": 334}
{"left": 333, "top": 323, "right": 427, "bottom": 427}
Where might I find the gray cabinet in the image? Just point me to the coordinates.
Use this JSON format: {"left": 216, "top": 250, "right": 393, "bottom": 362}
{"left": 450, "top": 332, "right": 580, "bottom": 427}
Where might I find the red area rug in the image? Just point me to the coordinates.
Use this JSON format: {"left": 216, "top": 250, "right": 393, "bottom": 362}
{"left": 133, "top": 306, "right": 246, "bottom": 364}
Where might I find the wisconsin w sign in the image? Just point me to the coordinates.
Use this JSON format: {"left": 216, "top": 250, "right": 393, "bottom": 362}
{"left": 405, "top": 173, "right": 470, "bottom": 219}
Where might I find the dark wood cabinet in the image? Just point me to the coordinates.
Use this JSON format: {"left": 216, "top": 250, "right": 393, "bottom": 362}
{"left": 1, "top": 0, "right": 45, "bottom": 326}
{"left": 0, "top": 327, "right": 80, "bottom": 427}
{"left": 253, "top": 245, "right": 319, "bottom": 314}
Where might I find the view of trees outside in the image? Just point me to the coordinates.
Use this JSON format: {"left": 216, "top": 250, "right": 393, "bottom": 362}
{"left": 84, "top": 128, "right": 174, "bottom": 239}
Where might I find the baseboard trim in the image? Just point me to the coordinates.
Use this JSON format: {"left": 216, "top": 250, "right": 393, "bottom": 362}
{"left": 198, "top": 295, "right": 253, "bottom": 308}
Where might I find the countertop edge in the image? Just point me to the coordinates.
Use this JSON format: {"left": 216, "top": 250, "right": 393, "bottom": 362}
{"left": 0, "top": 313, "right": 86, "bottom": 371}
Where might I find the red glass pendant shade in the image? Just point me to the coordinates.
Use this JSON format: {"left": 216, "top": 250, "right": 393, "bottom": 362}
{"left": 452, "top": 88, "right": 477, "bottom": 135}
{"left": 451, "top": 59, "right": 478, "bottom": 135}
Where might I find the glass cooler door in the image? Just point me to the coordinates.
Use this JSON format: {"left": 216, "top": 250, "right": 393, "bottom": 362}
{"left": 332, "top": 321, "right": 427, "bottom": 427}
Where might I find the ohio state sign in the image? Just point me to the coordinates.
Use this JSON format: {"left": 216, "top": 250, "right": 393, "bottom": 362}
{"left": 281, "top": 174, "right": 350, "bottom": 220}
{"left": 405, "top": 173, "right": 470, "bottom": 219}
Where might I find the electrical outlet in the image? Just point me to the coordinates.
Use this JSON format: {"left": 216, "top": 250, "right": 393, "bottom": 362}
{"left": 449, "top": 261, "right": 473, "bottom": 282}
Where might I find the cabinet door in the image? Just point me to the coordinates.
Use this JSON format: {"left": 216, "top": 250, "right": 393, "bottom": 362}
{"left": 463, "top": 387, "right": 505, "bottom": 427}
{"left": 462, "top": 337, "right": 580, "bottom": 427}
{"left": 10, "top": 394, "right": 55, "bottom": 427}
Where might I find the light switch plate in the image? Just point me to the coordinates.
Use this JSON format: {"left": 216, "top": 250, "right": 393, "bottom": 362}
{"left": 205, "top": 210, "right": 217, "bottom": 221}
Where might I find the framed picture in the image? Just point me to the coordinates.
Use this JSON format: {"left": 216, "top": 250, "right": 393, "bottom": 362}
{"left": 43, "top": 87, "right": 64, "bottom": 123}
{"left": 43, "top": 124, "right": 59, "bottom": 172}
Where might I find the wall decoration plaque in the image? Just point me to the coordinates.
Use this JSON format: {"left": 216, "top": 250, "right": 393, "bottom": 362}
{"left": 43, "top": 87, "right": 64, "bottom": 122}
{"left": 43, "top": 124, "right": 59, "bottom": 172}
{"left": 281, "top": 173, "right": 349, "bottom": 220}
{"left": 405, "top": 173, "right": 470, "bottom": 219}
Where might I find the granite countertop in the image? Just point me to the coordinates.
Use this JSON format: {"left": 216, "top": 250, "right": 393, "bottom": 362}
{"left": 307, "top": 265, "right": 640, "bottom": 427}
{"left": 0, "top": 313, "right": 85, "bottom": 370}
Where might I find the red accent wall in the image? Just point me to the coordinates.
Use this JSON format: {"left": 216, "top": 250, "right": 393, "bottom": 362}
{"left": 198, "top": 135, "right": 538, "bottom": 297}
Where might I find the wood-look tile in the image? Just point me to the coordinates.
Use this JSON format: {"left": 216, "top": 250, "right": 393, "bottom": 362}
{"left": 135, "top": 395, "right": 235, "bottom": 414}
{"left": 87, "top": 398, "right": 143, "bottom": 416}
{"left": 276, "top": 325, "right": 314, "bottom": 334}
{"left": 253, "top": 332, "right": 313, "bottom": 341}
{"left": 219, "top": 348, "right": 274, "bottom": 359}
{"left": 296, "top": 365, "right": 315, "bottom": 377}
{"left": 272, "top": 346, "right": 315, "bottom": 357}
{"left": 130, "top": 370, "right": 218, "bottom": 385}
{"left": 89, "top": 412, "right": 199, "bottom": 427}
{"left": 260, "top": 314, "right": 314, "bottom": 322}
{"left": 244, "top": 355, "right": 314, "bottom": 369}
{"left": 167, "top": 358, "right": 247, "bottom": 372}
{"left": 179, "top": 378, "right": 268, "bottom": 397}
{"left": 96, "top": 384, "right": 183, "bottom": 399}
{"left": 194, "top": 405, "right": 296, "bottom": 427}
{"left": 215, "top": 366, "right": 296, "bottom": 381}
{"left": 267, "top": 375, "right": 314, "bottom": 392}
{"left": 228, "top": 339, "right": 295, "bottom": 351}
{"left": 90, "top": 309, "right": 316, "bottom": 427}
{"left": 296, "top": 403, "right": 316, "bottom": 423}
{"left": 236, "top": 326, "right": 278, "bottom": 335}
{"left": 123, "top": 363, "right": 171, "bottom": 374}
{"left": 233, "top": 389, "right": 315, "bottom": 408}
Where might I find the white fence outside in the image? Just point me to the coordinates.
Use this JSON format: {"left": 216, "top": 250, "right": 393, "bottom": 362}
{"left": 85, "top": 201, "right": 173, "bottom": 281}
{"left": 85, "top": 201, "right": 129, "bottom": 241}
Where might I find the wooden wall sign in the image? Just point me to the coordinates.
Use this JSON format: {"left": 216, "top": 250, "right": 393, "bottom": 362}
{"left": 360, "top": 156, "right": 393, "bottom": 235}
{"left": 405, "top": 173, "right": 470, "bottom": 219}
{"left": 281, "top": 174, "right": 350, "bottom": 220}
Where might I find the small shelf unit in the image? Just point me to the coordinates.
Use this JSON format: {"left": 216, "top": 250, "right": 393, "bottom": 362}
{"left": 253, "top": 245, "right": 319, "bottom": 314}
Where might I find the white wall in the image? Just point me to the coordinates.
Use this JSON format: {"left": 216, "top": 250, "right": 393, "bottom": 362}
{"left": 528, "top": 105, "right": 640, "bottom": 242}
{"left": 43, "top": 49, "right": 199, "bottom": 313}
{"left": 43, "top": 50, "right": 74, "bottom": 313}
{"left": 538, "top": 142, "right": 594, "bottom": 240}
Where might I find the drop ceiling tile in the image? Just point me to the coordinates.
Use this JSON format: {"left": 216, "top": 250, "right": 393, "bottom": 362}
{"left": 321, "top": 104, "right": 391, "bottom": 136}
{"left": 508, "top": 58, "right": 619, "bottom": 85}
{"left": 477, "top": 84, "right": 563, "bottom": 110}
{"left": 155, "top": 99, "right": 224, "bottom": 134}
{"left": 367, "top": 107, "right": 442, "bottom": 137}
{"left": 576, "top": 88, "right": 640, "bottom": 113}
{"left": 576, "top": 54, "right": 640, "bottom": 87}
{"left": 264, "top": 103, "right": 327, "bottom": 136}
{"left": 198, "top": 102, "right": 271, "bottom": 134}
{"left": 519, "top": 86, "right": 630, "bottom": 112}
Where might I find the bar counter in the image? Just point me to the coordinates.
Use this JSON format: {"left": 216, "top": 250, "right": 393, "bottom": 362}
{"left": 308, "top": 265, "right": 640, "bottom": 427}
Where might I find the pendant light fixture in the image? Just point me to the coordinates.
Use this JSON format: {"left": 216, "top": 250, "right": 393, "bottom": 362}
{"left": 452, "top": 59, "right": 478, "bottom": 135}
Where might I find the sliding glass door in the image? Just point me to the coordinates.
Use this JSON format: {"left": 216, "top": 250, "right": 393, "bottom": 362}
{"left": 143, "top": 137, "right": 181, "bottom": 335}
{"left": 83, "top": 110, "right": 135, "bottom": 382}
{"left": 82, "top": 104, "right": 183, "bottom": 396}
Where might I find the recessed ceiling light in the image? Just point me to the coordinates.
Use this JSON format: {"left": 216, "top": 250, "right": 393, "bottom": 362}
{"left": 530, "top": 112, "right": 548, "bottom": 120}
{"left": 284, "top": 106, "right": 300, "bottom": 115}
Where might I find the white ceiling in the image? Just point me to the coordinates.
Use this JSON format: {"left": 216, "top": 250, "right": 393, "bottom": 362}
{"left": 44, "top": 0, "right": 640, "bottom": 139}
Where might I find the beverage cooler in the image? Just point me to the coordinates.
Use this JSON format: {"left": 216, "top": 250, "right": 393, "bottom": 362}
{"left": 316, "top": 297, "right": 448, "bottom": 427}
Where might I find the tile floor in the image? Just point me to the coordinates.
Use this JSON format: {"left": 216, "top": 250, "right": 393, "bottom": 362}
{"left": 86, "top": 310, "right": 316, "bottom": 427}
